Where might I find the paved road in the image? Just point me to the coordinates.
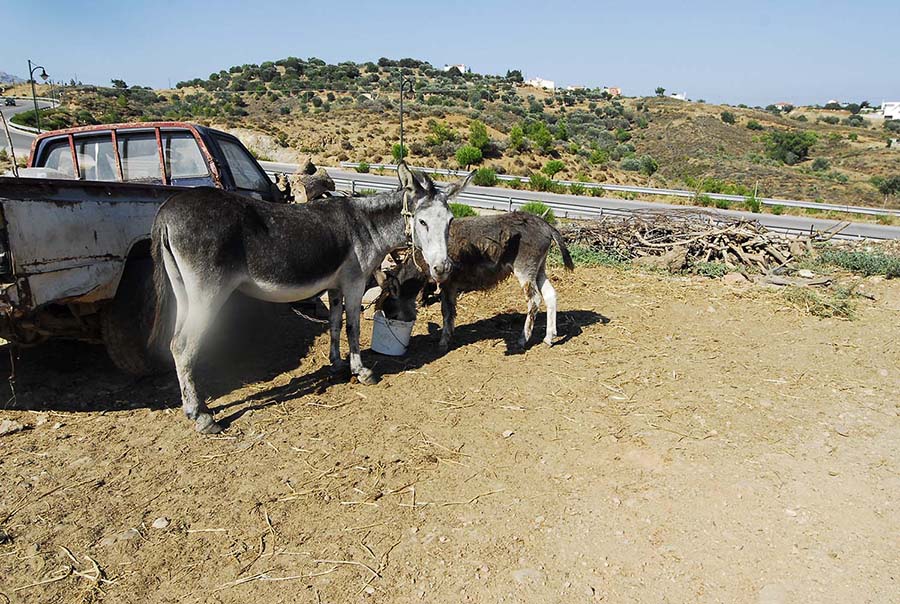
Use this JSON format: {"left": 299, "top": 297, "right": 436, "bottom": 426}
{"left": 0, "top": 98, "right": 53, "bottom": 158}
{"left": 300, "top": 166, "right": 900, "bottom": 241}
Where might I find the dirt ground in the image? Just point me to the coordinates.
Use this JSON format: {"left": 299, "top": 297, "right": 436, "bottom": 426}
{"left": 0, "top": 267, "right": 898, "bottom": 604}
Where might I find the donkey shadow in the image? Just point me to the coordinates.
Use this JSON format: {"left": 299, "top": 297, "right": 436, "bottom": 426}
{"left": 232, "top": 309, "right": 609, "bottom": 420}
{"left": 0, "top": 299, "right": 327, "bottom": 415}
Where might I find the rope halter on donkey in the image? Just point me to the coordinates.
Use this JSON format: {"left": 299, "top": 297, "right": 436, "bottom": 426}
{"left": 402, "top": 188, "right": 429, "bottom": 274}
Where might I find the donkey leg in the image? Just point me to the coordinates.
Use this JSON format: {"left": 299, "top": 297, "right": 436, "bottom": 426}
{"left": 438, "top": 286, "right": 457, "bottom": 352}
{"left": 537, "top": 269, "right": 558, "bottom": 346}
{"left": 327, "top": 289, "right": 347, "bottom": 374}
{"left": 514, "top": 267, "right": 544, "bottom": 348}
{"left": 171, "top": 290, "right": 229, "bottom": 434}
{"left": 343, "top": 283, "right": 377, "bottom": 385}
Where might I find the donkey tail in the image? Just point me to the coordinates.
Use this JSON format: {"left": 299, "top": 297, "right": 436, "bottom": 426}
{"left": 549, "top": 225, "right": 575, "bottom": 271}
{"left": 148, "top": 217, "right": 174, "bottom": 347}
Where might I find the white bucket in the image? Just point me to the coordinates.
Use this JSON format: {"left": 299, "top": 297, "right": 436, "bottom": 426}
{"left": 371, "top": 311, "right": 415, "bottom": 356}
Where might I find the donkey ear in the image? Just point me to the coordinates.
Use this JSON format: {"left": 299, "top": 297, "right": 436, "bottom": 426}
{"left": 398, "top": 162, "right": 436, "bottom": 196}
{"left": 374, "top": 270, "right": 400, "bottom": 297}
{"left": 397, "top": 161, "right": 417, "bottom": 191}
{"left": 444, "top": 170, "right": 476, "bottom": 199}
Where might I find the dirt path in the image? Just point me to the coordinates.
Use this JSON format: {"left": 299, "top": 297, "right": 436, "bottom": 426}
{"left": 0, "top": 267, "right": 897, "bottom": 603}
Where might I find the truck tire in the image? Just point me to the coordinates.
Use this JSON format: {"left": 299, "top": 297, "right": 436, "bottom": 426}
{"left": 101, "top": 258, "right": 172, "bottom": 376}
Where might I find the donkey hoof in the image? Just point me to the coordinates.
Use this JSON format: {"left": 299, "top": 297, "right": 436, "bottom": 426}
{"left": 543, "top": 336, "right": 555, "bottom": 347}
{"left": 517, "top": 336, "right": 528, "bottom": 349}
{"left": 329, "top": 359, "right": 349, "bottom": 375}
{"left": 195, "top": 414, "right": 222, "bottom": 435}
{"left": 356, "top": 368, "right": 379, "bottom": 385}
{"left": 438, "top": 339, "right": 450, "bottom": 353}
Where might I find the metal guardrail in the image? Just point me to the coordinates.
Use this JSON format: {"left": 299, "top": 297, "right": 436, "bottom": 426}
{"left": 339, "top": 161, "right": 900, "bottom": 218}
{"left": 328, "top": 175, "right": 855, "bottom": 240}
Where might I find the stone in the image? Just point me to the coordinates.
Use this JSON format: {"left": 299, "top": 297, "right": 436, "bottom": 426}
{"left": 100, "top": 528, "right": 141, "bottom": 547}
{"left": 797, "top": 269, "right": 815, "bottom": 278}
{"left": 722, "top": 272, "right": 748, "bottom": 285}
{"left": 151, "top": 517, "right": 170, "bottom": 530}
{"left": 0, "top": 419, "right": 26, "bottom": 436}
{"left": 502, "top": 430, "right": 515, "bottom": 438}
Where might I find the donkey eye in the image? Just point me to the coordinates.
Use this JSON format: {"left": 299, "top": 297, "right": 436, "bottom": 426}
{"left": 418, "top": 219, "right": 428, "bottom": 229}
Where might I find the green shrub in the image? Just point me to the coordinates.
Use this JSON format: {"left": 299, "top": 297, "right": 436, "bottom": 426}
{"left": 811, "top": 157, "right": 829, "bottom": 171}
{"left": 638, "top": 155, "right": 658, "bottom": 176}
{"left": 696, "top": 194, "right": 714, "bottom": 207}
{"left": 392, "top": 143, "right": 408, "bottom": 162}
{"left": 615, "top": 128, "right": 632, "bottom": 143}
{"left": 744, "top": 196, "right": 761, "bottom": 213}
{"left": 569, "top": 183, "right": 586, "bottom": 196}
{"left": 449, "top": 202, "right": 477, "bottom": 218}
{"left": 542, "top": 160, "right": 565, "bottom": 177}
{"left": 553, "top": 244, "right": 629, "bottom": 268}
{"left": 529, "top": 172, "right": 558, "bottom": 192}
{"left": 818, "top": 249, "right": 900, "bottom": 278}
{"left": 590, "top": 186, "right": 605, "bottom": 197}
{"left": 818, "top": 116, "right": 839, "bottom": 125}
{"left": 468, "top": 120, "right": 490, "bottom": 151}
{"left": 721, "top": 111, "right": 736, "bottom": 124}
{"left": 765, "top": 130, "right": 817, "bottom": 165}
{"left": 356, "top": 161, "right": 370, "bottom": 173}
{"left": 771, "top": 205, "right": 785, "bottom": 215}
{"left": 520, "top": 201, "right": 556, "bottom": 225}
{"left": 508, "top": 125, "right": 525, "bottom": 151}
{"left": 455, "top": 144, "right": 483, "bottom": 168}
{"left": 472, "top": 167, "right": 497, "bottom": 186}
{"left": 620, "top": 157, "right": 641, "bottom": 171}
{"left": 715, "top": 198, "right": 730, "bottom": 209}
{"left": 426, "top": 120, "right": 458, "bottom": 145}
{"left": 746, "top": 120, "right": 764, "bottom": 131}
{"left": 694, "top": 262, "right": 729, "bottom": 278}
{"left": 589, "top": 148, "right": 609, "bottom": 164}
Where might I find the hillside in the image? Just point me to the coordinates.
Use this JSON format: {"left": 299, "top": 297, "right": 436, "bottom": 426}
{"left": 10, "top": 57, "right": 900, "bottom": 210}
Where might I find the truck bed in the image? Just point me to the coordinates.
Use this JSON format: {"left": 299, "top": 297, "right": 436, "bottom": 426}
{"left": 0, "top": 177, "right": 191, "bottom": 308}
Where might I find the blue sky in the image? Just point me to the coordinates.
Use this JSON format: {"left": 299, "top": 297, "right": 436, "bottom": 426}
{"left": 2, "top": 0, "right": 898, "bottom": 106}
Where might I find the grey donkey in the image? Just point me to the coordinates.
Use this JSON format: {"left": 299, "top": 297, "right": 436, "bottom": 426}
{"left": 150, "top": 164, "right": 472, "bottom": 433}
{"left": 377, "top": 210, "right": 575, "bottom": 351}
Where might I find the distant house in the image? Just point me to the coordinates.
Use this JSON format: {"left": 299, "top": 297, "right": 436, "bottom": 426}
{"left": 601, "top": 86, "right": 622, "bottom": 97}
{"left": 443, "top": 64, "right": 470, "bottom": 74}
{"left": 565, "top": 85, "right": 585, "bottom": 91}
{"left": 670, "top": 92, "right": 687, "bottom": 101}
{"left": 524, "top": 77, "right": 555, "bottom": 91}
{"left": 774, "top": 102, "right": 793, "bottom": 111}
{"left": 883, "top": 101, "right": 900, "bottom": 120}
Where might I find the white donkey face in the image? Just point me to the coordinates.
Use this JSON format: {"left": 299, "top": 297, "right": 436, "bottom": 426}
{"left": 413, "top": 200, "right": 454, "bottom": 282}
{"left": 398, "top": 163, "right": 474, "bottom": 283}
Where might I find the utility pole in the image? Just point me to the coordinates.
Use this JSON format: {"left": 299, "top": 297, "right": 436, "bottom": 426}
{"left": 398, "top": 71, "right": 414, "bottom": 163}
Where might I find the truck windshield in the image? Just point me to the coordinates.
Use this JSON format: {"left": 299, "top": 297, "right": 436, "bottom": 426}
{"left": 40, "top": 139, "right": 77, "bottom": 178}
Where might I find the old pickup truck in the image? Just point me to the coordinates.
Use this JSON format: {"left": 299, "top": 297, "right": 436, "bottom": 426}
{"left": 0, "top": 122, "right": 285, "bottom": 374}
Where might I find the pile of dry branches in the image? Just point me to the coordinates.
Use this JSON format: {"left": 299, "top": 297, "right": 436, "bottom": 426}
{"left": 561, "top": 209, "right": 818, "bottom": 272}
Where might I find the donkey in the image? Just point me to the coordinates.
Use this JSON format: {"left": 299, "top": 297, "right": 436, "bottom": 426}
{"left": 150, "top": 164, "right": 469, "bottom": 433}
{"left": 377, "top": 211, "right": 575, "bottom": 351}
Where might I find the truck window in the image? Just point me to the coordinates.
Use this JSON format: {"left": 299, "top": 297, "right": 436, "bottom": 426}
{"left": 117, "top": 132, "right": 162, "bottom": 183}
{"left": 40, "top": 139, "right": 76, "bottom": 177}
{"left": 162, "top": 131, "right": 209, "bottom": 179}
{"left": 216, "top": 136, "right": 271, "bottom": 194}
{"left": 74, "top": 135, "right": 117, "bottom": 182}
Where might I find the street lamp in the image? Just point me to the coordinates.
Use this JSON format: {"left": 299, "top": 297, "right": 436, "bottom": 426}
{"left": 398, "top": 71, "right": 415, "bottom": 163}
{"left": 27, "top": 59, "right": 49, "bottom": 132}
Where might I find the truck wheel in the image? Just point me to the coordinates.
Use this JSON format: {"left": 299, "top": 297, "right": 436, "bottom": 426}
{"left": 101, "top": 258, "right": 172, "bottom": 376}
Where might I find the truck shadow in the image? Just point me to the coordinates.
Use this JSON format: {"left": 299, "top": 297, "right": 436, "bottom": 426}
{"left": 226, "top": 309, "right": 609, "bottom": 425}
{"left": 0, "top": 300, "right": 327, "bottom": 414}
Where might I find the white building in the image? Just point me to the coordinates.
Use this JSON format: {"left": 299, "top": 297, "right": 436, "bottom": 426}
{"left": 524, "top": 77, "right": 555, "bottom": 91}
{"left": 443, "top": 64, "right": 470, "bottom": 74}
{"left": 565, "top": 85, "right": 585, "bottom": 91}
{"left": 883, "top": 101, "right": 900, "bottom": 120}
{"left": 670, "top": 92, "right": 687, "bottom": 101}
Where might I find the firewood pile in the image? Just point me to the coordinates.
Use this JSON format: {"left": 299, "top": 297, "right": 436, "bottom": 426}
{"left": 561, "top": 210, "right": 819, "bottom": 272}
